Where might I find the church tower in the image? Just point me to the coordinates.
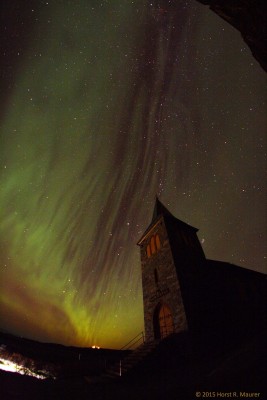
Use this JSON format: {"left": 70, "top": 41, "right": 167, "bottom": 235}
{"left": 137, "top": 198, "right": 206, "bottom": 342}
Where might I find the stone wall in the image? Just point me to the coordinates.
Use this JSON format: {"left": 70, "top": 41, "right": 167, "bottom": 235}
{"left": 140, "top": 216, "right": 188, "bottom": 342}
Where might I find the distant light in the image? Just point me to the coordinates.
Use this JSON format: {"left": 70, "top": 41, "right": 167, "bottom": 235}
{"left": 91, "top": 345, "right": 100, "bottom": 349}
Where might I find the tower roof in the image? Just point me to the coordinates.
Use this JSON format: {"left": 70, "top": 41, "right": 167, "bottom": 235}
{"left": 137, "top": 197, "right": 198, "bottom": 245}
{"left": 151, "top": 197, "right": 173, "bottom": 223}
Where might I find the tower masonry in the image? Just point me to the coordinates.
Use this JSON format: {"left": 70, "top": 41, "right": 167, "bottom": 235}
{"left": 137, "top": 198, "right": 206, "bottom": 342}
{"left": 137, "top": 196, "right": 266, "bottom": 359}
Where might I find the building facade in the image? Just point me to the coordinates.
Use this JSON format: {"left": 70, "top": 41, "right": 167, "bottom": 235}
{"left": 137, "top": 198, "right": 205, "bottom": 342}
{"left": 138, "top": 198, "right": 266, "bottom": 344}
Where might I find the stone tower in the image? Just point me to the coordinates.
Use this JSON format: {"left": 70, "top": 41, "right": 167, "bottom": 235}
{"left": 137, "top": 198, "right": 206, "bottom": 342}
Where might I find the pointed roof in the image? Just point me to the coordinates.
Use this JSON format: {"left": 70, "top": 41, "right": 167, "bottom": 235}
{"left": 151, "top": 197, "right": 173, "bottom": 223}
{"left": 137, "top": 197, "right": 198, "bottom": 245}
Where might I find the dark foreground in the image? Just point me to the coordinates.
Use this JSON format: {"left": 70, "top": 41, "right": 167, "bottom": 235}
{"left": 1, "top": 331, "right": 266, "bottom": 400}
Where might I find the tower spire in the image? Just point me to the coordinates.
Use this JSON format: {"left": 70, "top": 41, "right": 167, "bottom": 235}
{"left": 152, "top": 196, "right": 173, "bottom": 223}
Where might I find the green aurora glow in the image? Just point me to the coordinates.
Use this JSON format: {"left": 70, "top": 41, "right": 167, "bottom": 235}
{"left": 0, "top": 1, "right": 266, "bottom": 348}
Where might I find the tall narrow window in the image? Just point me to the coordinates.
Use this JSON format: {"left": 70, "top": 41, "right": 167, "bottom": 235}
{"left": 151, "top": 236, "right": 156, "bottom": 254}
{"left": 155, "top": 234, "right": 161, "bottom": 250}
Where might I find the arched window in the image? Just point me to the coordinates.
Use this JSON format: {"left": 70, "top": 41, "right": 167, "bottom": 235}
{"left": 147, "top": 235, "right": 162, "bottom": 257}
{"left": 146, "top": 244, "right": 151, "bottom": 258}
{"left": 158, "top": 303, "right": 174, "bottom": 339}
{"left": 155, "top": 234, "right": 161, "bottom": 250}
{"left": 153, "top": 303, "right": 174, "bottom": 340}
{"left": 151, "top": 236, "right": 156, "bottom": 254}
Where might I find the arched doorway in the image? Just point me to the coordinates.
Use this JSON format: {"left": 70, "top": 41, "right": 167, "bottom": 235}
{"left": 153, "top": 303, "right": 174, "bottom": 339}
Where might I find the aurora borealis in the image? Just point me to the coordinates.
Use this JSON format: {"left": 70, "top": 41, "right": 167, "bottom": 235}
{"left": 0, "top": 1, "right": 266, "bottom": 349}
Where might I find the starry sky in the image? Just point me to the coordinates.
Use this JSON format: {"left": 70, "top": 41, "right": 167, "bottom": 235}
{"left": 0, "top": 0, "right": 266, "bottom": 349}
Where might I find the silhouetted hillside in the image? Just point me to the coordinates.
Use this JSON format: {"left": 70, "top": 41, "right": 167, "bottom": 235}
{"left": 0, "top": 331, "right": 128, "bottom": 379}
{"left": 0, "top": 330, "right": 266, "bottom": 400}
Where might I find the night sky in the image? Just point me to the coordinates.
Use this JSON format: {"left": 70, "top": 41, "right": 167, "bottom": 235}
{"left": 0, "top": 0, "right": 266, "bottom": 349}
